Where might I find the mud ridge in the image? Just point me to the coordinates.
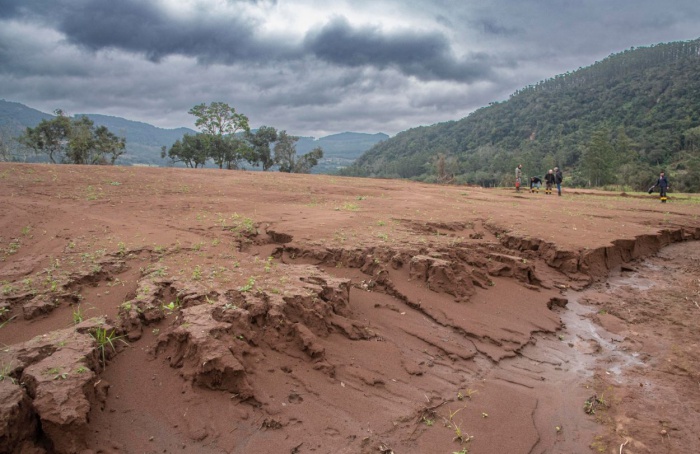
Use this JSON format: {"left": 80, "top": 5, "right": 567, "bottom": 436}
{"left": 485, "top": 222, "right": 700, "bottom": 282}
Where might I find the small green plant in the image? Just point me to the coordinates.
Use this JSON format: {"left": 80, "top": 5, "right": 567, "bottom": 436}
{"left": 341, "top": 202, "right": 359, "bottom": 211}
{"left": 422, "top": 416, "right": 435, "bottom": 426}
{"left": 192, "top": 265, "right": 202, "bottom": 280}
{"left": 21, "top": 225, "right": 31, "bottom": 236}
{"left": 1, "top": 283, "right": 15, "bottom": 295}
{"left": 151, "top": 266, "right": 167, "bottom": 277}
{"left": 0, "top": 363, "right": 16, "bottom": 384}
{"left": 162, "top": 298, "right": 181, "bottom": 314}
{"left": 91, "top": 327, "right": 128, "bottom": 366}
{"left": 117, "top": 242, "right": 127, "bottom": 256}
{"left": 264, "top": 256, "right": 274, "bottom": 272}
{"left": 583, "top": 394, "right": 608, "bottom": 415}
{"left": 239, "top": 277, "right": 255, "bottom": 292}
{"left": 85, "top": 185, "right": 99, "bottom": 200}
{"left": 72, "top": 305, "right": 84, "bottom": 324}
{"left": 75, "top": 366, "right": 88, "bottom": 374}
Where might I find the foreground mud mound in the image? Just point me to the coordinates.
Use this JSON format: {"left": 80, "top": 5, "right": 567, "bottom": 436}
{"left": 1, "top": 163, "right": 699, "bottom": 453}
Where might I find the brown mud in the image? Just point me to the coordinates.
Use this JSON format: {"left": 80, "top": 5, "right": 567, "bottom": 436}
{"left": 0, "top": 163, "right": 699, "bottom": 453}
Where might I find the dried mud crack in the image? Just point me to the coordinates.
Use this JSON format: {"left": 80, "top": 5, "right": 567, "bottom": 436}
{"left": 1, "top": 164, "right": 699, "bottom": 454}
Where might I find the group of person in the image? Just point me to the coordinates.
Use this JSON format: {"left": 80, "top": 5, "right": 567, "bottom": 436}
{"left": 515, "top": 164, "right": 562, "bottom": 196}
{"left": 515, "top": 164, "right": 671, "bottom": 203}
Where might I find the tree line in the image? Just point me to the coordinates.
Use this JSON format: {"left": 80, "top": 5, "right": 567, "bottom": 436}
{"left": 161, "top": 102, "right": 323, "bottom": 173}
{"left": 14, "top": 102, "right": 323, "bottom": 174}
{"left": 341, "top": 38, "right": 700, "bottom": 192}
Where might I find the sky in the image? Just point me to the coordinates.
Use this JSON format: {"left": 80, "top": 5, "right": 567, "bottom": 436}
{"left": 1, "top": 1, "right": 699, "bottom": 138}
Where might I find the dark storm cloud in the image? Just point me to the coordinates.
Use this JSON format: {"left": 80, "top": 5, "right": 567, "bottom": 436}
{"left": 1, "top": 1, "right": 495, "bottom": 82}
{"left": 304, "top": 17, "right": 494, "bottom": 82}
{"left": 2, "top": 0, "right": 699, "bottom": 136}
{"left": 0, "top": 0, "right": 294, "bottom": 64}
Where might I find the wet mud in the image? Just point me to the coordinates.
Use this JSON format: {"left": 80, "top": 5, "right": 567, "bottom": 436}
{"left": 0, "top": 163, "right": 699, "bottom": 453}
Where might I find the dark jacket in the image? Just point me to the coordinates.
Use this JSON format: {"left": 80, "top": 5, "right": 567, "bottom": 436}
{"left": 544, "top": 173, "right": 555, "bottom": 184}
{"left": 656, "top": 176, "right": 669, "bottom": 188}
{"left": 555, "top": 170, "right": 563, "bottom": 184}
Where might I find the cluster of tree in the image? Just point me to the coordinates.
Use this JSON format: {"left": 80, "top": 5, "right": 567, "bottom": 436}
{"left": 341, "top": 38, "right": 700, "bottom": 192}
{"left": 18, "top": 110, "right": 126, "bottom": 165}
{"left": 162, "top": 102, "right": 323, "bottom": 173}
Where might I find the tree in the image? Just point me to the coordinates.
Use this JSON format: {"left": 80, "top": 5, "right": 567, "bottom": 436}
{"left": 684, "top": 125, "right": 700, "bottom": 152}
{"left": 0, "top": 129, "right": 12, "bottom": 162}
{"left": 188, "top": 102, "right": 251, "bottom": 169}
{"left": 165, "top": 133, "right": 209, "bottom": 168}
{"left": 274, "top": 131, "right": 324, "bottom": 173}
{"left": 246, "top": 126, "right": 278, "bottom": 170}
{"left": 294, "top": 147, "right": 324, "bottom": 174}
{"left": 18, "top": 110, "right": 125, "bottom": 164}
{"left": 18, "top": 110, "right": 71, "bottom": 163}
{"left": 274, "top": 131, "right": 299, "bottom": 173}
{"left": 189, "top": 102, "right": 250, "bottom": 136}
{"left": 581, "top": 128, "right": 613, "bottom": 186}
{"left": 95, "top": 126, "right": 127, "bottom": 165}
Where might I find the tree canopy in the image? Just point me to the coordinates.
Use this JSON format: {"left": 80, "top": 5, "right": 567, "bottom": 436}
{"left": 165, "top": 103, "right": 323, "bottom": 173}
{"left": 19, "top": 110, "right": 125, "bottom": 164}
{"left": 274, "top": 131, "right": 324, "bottom": 173}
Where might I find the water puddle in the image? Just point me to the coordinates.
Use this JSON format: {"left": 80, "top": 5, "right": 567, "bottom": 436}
{"left": 562, "top": 269, "right": 654, "bottom": 384}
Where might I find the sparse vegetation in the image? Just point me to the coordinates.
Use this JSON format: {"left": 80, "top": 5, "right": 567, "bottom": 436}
{"left": 72, "top": 305, "right": 84, "bottom": 324}
{"left": 91, "top": 327, "right": 128, "bottom": 366}
{"left": 0, "top": 363, "right": 16, "bottom": 384}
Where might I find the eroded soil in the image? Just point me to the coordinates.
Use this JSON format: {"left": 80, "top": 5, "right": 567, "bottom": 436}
{"left": 0, "top": 163, "right": 699, "bottom": 454}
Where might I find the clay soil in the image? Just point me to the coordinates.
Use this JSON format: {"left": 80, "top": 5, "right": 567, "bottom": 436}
{"left": 1, "top": 163, "right": 699, "bottom": 454}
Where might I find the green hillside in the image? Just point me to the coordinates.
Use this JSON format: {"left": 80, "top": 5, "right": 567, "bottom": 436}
{"left": 341, "top": 38, "right": 700, "bottom": 192}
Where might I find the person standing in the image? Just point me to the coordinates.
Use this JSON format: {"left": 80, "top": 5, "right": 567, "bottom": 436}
{"left": 544, "top": 169, "right": 555, "bottom": 195}
{"left": 651, "top": 171, "right": 670, "bottom": 203}
{"left": 554, "top": 167, "right": 563, "bottom": 196}
{"left": 515, "top": 164, "right": 522, "bottom": 192}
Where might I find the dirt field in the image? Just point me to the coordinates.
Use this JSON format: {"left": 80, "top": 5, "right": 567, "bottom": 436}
{"left": 0, "top": 163, "right": 699, "bottom": 454}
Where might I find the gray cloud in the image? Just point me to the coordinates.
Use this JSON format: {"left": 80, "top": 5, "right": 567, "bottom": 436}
{"left": 0, "top": 0, "right": 699, "bottom": 137}
{"left": 304, "top": 16, "right": 495, "bottom": 82}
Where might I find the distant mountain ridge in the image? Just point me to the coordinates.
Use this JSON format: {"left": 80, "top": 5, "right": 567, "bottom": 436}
{"left": 0, "top": 99, "right": 388, "bottom": 170}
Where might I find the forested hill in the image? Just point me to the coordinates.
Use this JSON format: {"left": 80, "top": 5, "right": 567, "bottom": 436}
{"left": 341, "top": 38, "right": 700, "bottom": 192}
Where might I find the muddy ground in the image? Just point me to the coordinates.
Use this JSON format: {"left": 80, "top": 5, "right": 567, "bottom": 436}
{"left": 0, "top": 163, "right": 698, "bottom": 454}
